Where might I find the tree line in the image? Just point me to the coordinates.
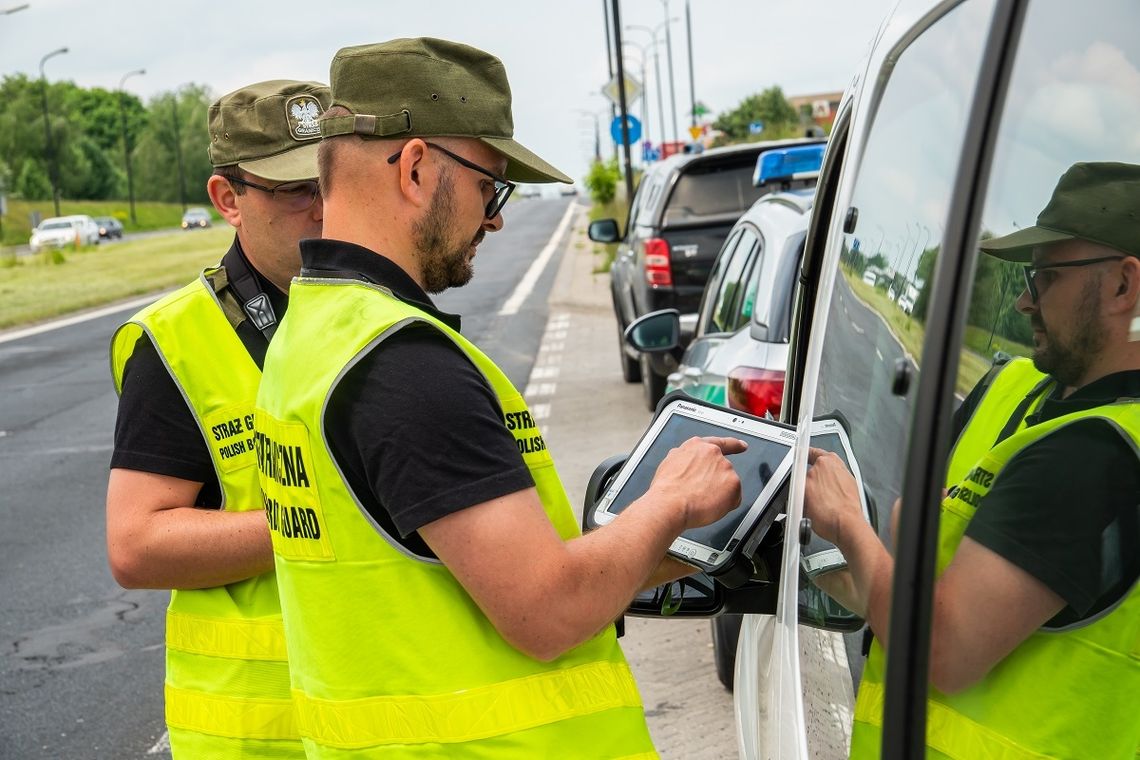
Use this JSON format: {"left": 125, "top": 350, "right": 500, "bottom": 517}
{"left": 711, "top": 86, "right": 825, "bottom": 144}
{"left": 0, "top": 75, "right": 214, "bottom": 205}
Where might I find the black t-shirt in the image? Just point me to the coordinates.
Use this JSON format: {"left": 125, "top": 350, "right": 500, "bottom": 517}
{"left": 110, "top": 238, "right": 287, "bottom": 507}
{"left": 953, "top": 363, "right": 1140, "bottom": 627}
{"left": 304, "top": 239, "right": 535, "bottom": 559}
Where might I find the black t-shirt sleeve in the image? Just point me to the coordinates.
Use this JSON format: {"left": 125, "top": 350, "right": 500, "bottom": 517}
{"left": 110, "top": 333, "right": 221, "bottom": 506}
{"left": 325, "top": 325, "right": 535, "bottom": 546}
{"left": 965, "top": 418, "right": 1140, "bottom": 622}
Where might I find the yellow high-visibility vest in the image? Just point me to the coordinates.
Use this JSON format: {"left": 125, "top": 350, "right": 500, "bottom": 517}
{"left": 255, "top": 273, "right": 657, "bottom": 759}
{"left": 111, "top": 270, "right": 302, "bottom": 758}
{"left": 850, "top": 358, "right": 1140, "bottom": 759}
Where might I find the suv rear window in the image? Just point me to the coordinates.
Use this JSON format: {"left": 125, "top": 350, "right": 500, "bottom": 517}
{"left": 662, "top": 162, "right": 817, "bottom": 226}
{"left": 663, "top": 164, "right": 760, "bottom": 225}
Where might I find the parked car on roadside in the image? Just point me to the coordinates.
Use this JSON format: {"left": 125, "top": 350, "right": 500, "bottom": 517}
{"left": 592, "top": 0, "right": 1140, "bottom": 757}
{"left": 588, "top": 137, "right": 825, "bottom": 410}
{"left": 28, "top": 215, "right": 101, "bottom": 252}
{"left": 94, "top": 216, "right": 124, "bottom": 240}
{"left": 181, "top": 207, "right": 212, "bottom": 230}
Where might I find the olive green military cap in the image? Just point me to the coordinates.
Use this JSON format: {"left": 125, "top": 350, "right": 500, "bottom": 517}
{"left": 981, "top": 162, "right": 1140, "bottom": 263}
{"left": 208, "top": 80, "right": 331, "bottom": 182}
{"left": 321, "top": 38, "right": 571, "bottom": 184}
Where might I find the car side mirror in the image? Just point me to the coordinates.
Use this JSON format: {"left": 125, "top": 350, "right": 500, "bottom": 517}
{"left": 625, "top": 309, "right": 680, "bottom": 353}
{"left": 588, "top": 218, "right": 621, "bottom": 243}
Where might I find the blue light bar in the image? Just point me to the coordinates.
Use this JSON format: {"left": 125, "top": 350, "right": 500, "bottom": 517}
{"left": 753, "top": 143, "right": 827, "bottom": 186}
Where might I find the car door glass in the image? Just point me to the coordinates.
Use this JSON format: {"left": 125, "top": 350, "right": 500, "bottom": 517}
{"left": 934, "top": 2, "right": 1140, "bottom": 745}
{"left": 739, "top": 236, "right": 764, "bottom": 322}
{"left": 711, "top": 228, "right": 759, "bottom": 333}
{"left": 697, "top": 229, "right": 743, "bottom": 336}
{"left": 793, "top": 0, "right": 996, "bottom": 754}
{"left": 964, "top": 0, "right": 1140, "bottom": 395}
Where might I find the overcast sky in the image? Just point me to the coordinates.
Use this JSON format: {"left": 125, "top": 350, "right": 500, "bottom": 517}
{"left": 1, "top": 0, "right": 897, "bottom": 184}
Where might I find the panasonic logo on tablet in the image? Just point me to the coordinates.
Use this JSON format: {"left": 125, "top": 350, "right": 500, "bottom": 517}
{"left": 678, "top": 402, "right": 697, "bottom": 413}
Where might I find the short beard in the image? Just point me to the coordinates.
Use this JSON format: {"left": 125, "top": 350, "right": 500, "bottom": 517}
{"left": 1032, "top": 273, "right": 1105, "bottom": 387}
{"left": 412, "top": 172, "right": 478, "bottom": 294}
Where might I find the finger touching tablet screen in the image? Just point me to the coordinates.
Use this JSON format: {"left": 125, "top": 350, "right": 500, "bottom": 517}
{"left": 591, "top": 396, "right": 796, "bottom": 574}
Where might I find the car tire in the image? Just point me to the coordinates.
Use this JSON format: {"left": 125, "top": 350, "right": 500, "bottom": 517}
{"left": 616, "top": 318, "right": 641, "bottom": 383}
{"left": 711, "top": 614, "right": 744, "bottom": 691}
{"left": 640, "top": 353, "right": 667, "bottom": 411}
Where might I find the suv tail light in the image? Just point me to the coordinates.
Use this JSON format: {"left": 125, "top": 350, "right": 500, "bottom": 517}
{"left": 727, "top": 367, "right": 785, "bottom": 418}
{"left": 642, "top": 238, "right": 673, "bottom": 287}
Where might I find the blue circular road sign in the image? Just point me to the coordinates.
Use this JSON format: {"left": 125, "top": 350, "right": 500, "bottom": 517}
{"left": 610, "top": 114, "right": 642, "bottom": 145}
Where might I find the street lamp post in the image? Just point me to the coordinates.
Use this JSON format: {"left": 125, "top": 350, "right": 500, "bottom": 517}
{"left": 575, "top": 109, "right": 602, "bottom": 163}
{"left": 170, "top": 91, "right": 187, "bottom": 212}
{"left": 627, "top": 19, "right": 675, "bottom": 156}
{"left": 622, "top": 42, "right": 649, "bottom": 159}
{"left": 600, "top": 0, "right": 618, "bottom": 162}
{"left": 659, "top": 0, "right": 679, "bottom": 146}
{"left": 685, "top": 0, "right": 697, "bottom": 129}
{"left": 117, "top": 68, "right": 145, "bottom": 226}
{"left": 38, "top": 46, "right": 68, "bottom": 218}
{"left": 609, "top": 0, "right": 635, "bottom": 206}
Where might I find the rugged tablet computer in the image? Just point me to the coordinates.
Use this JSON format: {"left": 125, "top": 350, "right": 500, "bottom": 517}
{"left": 589, "top": 394, "right": 796, "bottom": 577}
{"left": 799, "top": 416, "right": 872, "bottom": 579}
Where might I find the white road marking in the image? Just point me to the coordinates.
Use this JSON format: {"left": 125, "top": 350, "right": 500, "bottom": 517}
{"left": 875, "top": 347, "right": 884, "bottom": 362}
{"left": 539, "top": 341, "right": 564, "bottom": 353}
{"left": 0, "top": 293, "right": 167, "bottom": 345}
{"left": 524, "top": 382, "right": 558, "bottom": 398}
{"left": 0, "top": 444, "right": 113, "bottom": 457}
{"left": 498, "top": 202, "right": 577, "bottom": 316}
{"left": 850, "top": 320, "right": 864, "bottom": 335}
{"left": 530, "top": 366, "right": 560, "bottom": 379}
{"left": 147, "top": 731, "right": 170, "bottom": 754}
{"left": 530, "top": 403, "right": 552, "bottom": 420}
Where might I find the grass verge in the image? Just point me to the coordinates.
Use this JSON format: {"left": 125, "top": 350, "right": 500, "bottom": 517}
{"left": 588, "top": 198, "right": 629, "bottom": 274}
{"left": 0, "top": 228, "right": 231, "bottom": 329}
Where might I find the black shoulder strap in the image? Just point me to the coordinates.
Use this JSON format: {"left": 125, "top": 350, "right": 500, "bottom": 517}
{"left": 223, "top": 239, "right": 278, "bottom": 343}
{"left": 994, "top": 376, "right": 1055, "bottom": 447}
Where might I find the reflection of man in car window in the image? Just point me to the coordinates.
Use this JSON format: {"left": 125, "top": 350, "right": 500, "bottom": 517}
{"left": 804, "top": 162, "right": 1140, "bottom": 759}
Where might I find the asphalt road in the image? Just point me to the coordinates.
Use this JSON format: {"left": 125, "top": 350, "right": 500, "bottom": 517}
{"left": 815, "top": 274, "right": 913, "bottom": 541}
{"left": 0, "top": 196, "right": 574, "bottom": 759}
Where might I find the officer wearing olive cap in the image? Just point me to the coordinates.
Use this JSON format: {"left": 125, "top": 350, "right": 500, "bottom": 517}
{"left": 254, "top": 38, "right": 744, "bottom": 757}
{"left": 806, "top": 161, "right": 1140, "bottom": 759}
{"left": 107, "top": 80, "right": 328, "bottom": 758}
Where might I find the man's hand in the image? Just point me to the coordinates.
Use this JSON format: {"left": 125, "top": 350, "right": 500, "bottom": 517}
{"left": 804, "top": 447, "right": 864, "bottom": 544}
{"left": 419, "top": 436, "right": 745, "bottom": 662}
{"left": 646, "top": 436, "right": 746, "bottom": 531}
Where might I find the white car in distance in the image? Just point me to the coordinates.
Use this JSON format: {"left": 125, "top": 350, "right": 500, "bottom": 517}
{"left": 29, "top": 215, "right": 101, "bottom": 252}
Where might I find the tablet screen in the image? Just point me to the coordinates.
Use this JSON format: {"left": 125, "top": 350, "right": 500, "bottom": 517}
{"left": 604, "top": 413, "right": 792, "bottom": 552}
{"left": 811, "top": 430, "right": 851, "bottom": 468}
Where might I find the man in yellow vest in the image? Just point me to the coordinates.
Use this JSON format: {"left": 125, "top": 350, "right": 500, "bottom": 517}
{"left": 254, "top": 38, "right": 745, "bottom": 758}
{"left": 804, "top": 162, "right": 1140, "bottom": 758}
{"left": 106, "top": 80, "right": 329, "bottom": 758}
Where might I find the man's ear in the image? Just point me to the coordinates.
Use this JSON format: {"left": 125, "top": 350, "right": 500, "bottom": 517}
{"left": 207, "top": 174, "right": 242, "bottom": 228}
{"left": 1109, "top": 255, "right": 1140, "bottom": 316}
{"left": 396, "top": 139, "right": 431, "bottom": 209}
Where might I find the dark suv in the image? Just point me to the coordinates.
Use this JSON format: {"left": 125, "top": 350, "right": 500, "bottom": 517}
{"left": 589, "top": 138, "right": 824, "bottom": 409}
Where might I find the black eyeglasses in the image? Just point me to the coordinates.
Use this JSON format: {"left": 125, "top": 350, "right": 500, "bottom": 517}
{"left": 1021, "top": 255, "right": 1125, "bottom": 303}
{"left": 387, "top": 142, "right": 515, "bottom": 219}
{"left": 225, "top": 176, "right": 320, "bottom": 212}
